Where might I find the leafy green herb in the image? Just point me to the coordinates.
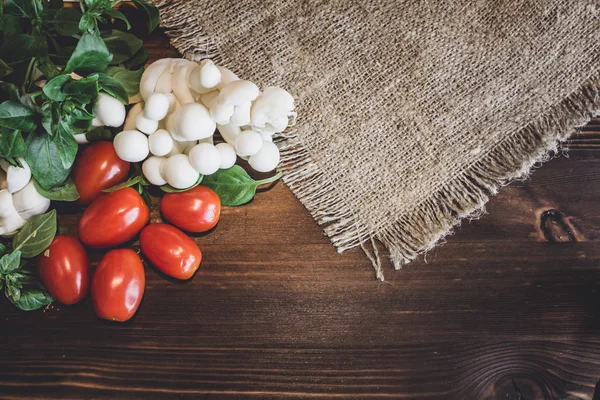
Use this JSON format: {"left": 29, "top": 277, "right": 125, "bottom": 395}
{"left": 0, "top": 129, "right": 26, "bottom": 158}
{"left": 160, "top": 175, "right": 205, "bottom": 193}
{"left": 26, "top": 132, "right": 76, "bottom": 190}
{"left": 131, "top": 0, "right": 160, "bottom": 33}
{"left": 103, "top": 174, "right": 141, "bottom": 192}
{"left": 53, "top": 8, "right": 82, "bottom": 37}
{"left": 202, "top": 166, "right": 282, "bottom": 206}
{"left": 66, "top": 32, "right": 113, "bottom": 74}
{"left": 10, "top": 287, "right": 53, "bottom": 311}
{"left": 85, "top": 126, "right": 113, "bottom": 142}
{"left": 104, "top": 66, "right": 142, "bottom": 98}
{"left": 33, "top": 178, "right": 80, "bottom": 201}
{"left": 0, "top": 101, "right": 37, "bottom": 131}
{"left": 102, "top": 29, "right": 143, "bottom": 65}
{"left": 0, "top": 251, "right": 21, "bottom": 274}
{"left": 42, "top": 74, "right": 71, "bottom": 102}
{"left": 12, "top": 209, "right": 57, "bottom": 258}
{"left": 91, "top": 72, "right": 128, "bottom": 104}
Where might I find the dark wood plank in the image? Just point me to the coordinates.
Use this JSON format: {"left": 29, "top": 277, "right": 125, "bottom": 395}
{"left": 1, "top": 27, "right": 600, "bottom": 400}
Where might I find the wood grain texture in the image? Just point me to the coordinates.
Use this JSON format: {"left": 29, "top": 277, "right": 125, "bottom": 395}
{"left": 1, "top": 25, "right": 600, "bottom": 400}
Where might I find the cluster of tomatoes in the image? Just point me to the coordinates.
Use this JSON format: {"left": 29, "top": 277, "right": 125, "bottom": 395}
{"left": 37, "top": 141, "right": 221, "bottom": 322}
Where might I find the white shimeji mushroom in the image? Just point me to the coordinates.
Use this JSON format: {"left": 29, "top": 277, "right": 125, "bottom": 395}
{"left": 215, "top": 143, "right": 237, "bottom": 169}
{"left": 188, "top": 143, "right": 220, "bottom": 175}
{"left": 234, "top": 130, "right": 263, "bottom": 157}
{"left": 144, "top": 93, "right": 170, "bottom": 121}
{"left": 0, "top": 158, "right": 31, "bottom": 194}
{"left": 188, "top": 60, "right": 221, "bottom": 94}
{"left": 113, "top": 130, "right": 150, "bottom": 162}
{"left": 0, "top": 190, "right": 27, "bottom": 237}
{"left": 249, "top": 141, "right": 280, "bottom": 172}
{"left": 11, "top": 180, "right": 51, "bottom": 220}
{"left": 93, "top": 93, "right": 126, "bottom": 128}
{"left": 148, "top": 129, "right": 174, "bottom": 157}
{"left": 161, "top": 154, "right": 199, "bottom": 189}
{"left": 142, "top": 156, "right": 167, "bottom": 186}
{"left": 173, "top": 103, "right": 215, "bottom": 141}
{"left": 210, "top": 80, "right": 259, "bottom": 126}
{"left": 250, "top": 87, "right": 295, "bottom": 133}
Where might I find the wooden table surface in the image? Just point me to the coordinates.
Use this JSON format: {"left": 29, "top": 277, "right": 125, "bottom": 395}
{"left": 2, "top": 29, "right": 600, "bottom": 400}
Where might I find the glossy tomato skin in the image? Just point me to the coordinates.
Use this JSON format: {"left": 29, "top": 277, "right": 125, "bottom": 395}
{"left": 78, "top": 187, "right": 149, "bottom": 248}
{"left": 91, "top": 249, "right": 145, "bottom": 322}
{"left": 72, "top": 141, "right": 130, "bottom": 205}
{"left": 160, "top": 186, "right": 221, "bottom": 232}
{"left": 36, "top": 235, "right": 90, "bottom": 305}
{"left": 140, "top": 224, "right": 202, "bottom": 280}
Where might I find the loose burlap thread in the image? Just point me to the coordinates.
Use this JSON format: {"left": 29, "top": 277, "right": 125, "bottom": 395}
{"left": 157, "top": 0, "right": 600, "bottom": 279}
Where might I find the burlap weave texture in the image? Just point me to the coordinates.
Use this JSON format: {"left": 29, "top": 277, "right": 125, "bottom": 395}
{"left": 157, "top": 0, "right": 600, "bottom": 278}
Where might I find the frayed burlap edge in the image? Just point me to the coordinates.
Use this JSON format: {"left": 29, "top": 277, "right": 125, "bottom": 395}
{"left": 278, "top": 71, "right": 600, "bottom": 280}
{"left": 156, "top": 2, "right": 600, "bottom": 280}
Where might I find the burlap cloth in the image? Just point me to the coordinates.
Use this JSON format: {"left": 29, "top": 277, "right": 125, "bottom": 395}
{"left": 156, "top": 0, "right": 600, "bottom": 279}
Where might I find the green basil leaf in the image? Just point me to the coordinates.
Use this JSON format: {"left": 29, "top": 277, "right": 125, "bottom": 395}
{"left": 54, "top": 123, "right": 79, "bottom": 168}
{"left": 101, "top": 29, "right": 143, "bottom": 65}
{"left": 12, "top": 210, "right": 57, "bottom": 258}
{"left": 26, "top": 132, "right": 75, "bottom": 189}
{"left": 34, "top": 178, "right": 80, "bottom": 201}
{"left": 66, "top": 32, "right": 113, "bottom": 75}
{"left": 103, "top": 66, "right": 142, "bottom": 98}
{"left": 0, "top": 129, "right": 26, "bottom": 158}
{"left": 10, "top": 287, "right": 53, "bottom": 311}
{"left": 0, "top": 14, "right": 23, "bottom": 39}
{"left": 85, "top": 126, "right": 113, "bottom": 142}
{"left": 131, "top": 0, "right": 160, "bottom": 33}
{"left": 103, "top": 175, "right": 141, "bottom": 193}
{"left": 4, "top": 0, "right": 31, "bottom": 18}
{"left": 123, "top": 46, "right": 147, "bottom": 70}
{"left": 36, "top": 56, "right": 59, "bottom": 80}
{"left": 78, "top": 12, "right": 96, "bottom": 33}
{"left": 43, "top": 74, "right": 71, "bottom": 102}
{"left": 160, "top": 175, "right": 204, "bottom": 193}
{"left": 0, "top": 251, "right": 21, "bottom": 274}
{"left": 0, "top": 59, "right": 13, "bottom": 78}
{"left": 0, "top": 34, "right": 47, "bottom": 81}
{"left": 202, "top": 166, "right": 282, "bottom": 206}
{"left": 0, "top": 101, "right": 36, "bottom": 131}
{"left": 105, "top": 9, "right": 131, "bottom": 30}
{"left": 0, "top": 243, "right": 6, "bottom": 257}
{"left": 62, "top": 75, "right": 99, "bottom": 105}
{"left": 90, "top": 72, "right": 128, "bottom": 104}
{"left": 0, "top": 82, "right": 19, "bottom": 101}
{"left": 6, "top": 283, "right": 20, "bottom": 302}
{"left": 53, "top": 8, "right": 83, "bottom": 37}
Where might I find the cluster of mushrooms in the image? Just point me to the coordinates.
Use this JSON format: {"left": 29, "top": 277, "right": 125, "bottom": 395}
{"left": 93, "top": 58, "right": 295, "bottom": 189}
{"left": 0, "top": 159, "right": 51, "bottom": 236}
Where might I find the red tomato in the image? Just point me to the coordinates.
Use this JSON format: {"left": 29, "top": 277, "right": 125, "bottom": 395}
{"left": 78, "top": 187, "right": 149, "bottom": 248}
{"left": 91, "top": 249, "right": 145, "bottom": 322}
{"left": 160, "top": 186, "right": 221, "bottom": 232}
{"left": 72, "top": 141, "right": 130, "bottom": 205}
{"left": 36, "top": 235, "right": 90, "bottom": 305}
{"left": 140, "top": 224, "right": 202, "bottom": 280}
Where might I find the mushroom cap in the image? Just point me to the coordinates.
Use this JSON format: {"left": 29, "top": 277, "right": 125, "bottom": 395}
{"left": 210, "top": 80, "right": 259, "bottom": 125}
{"left": 135, "top": 112, "right": 159, "bottom": 135}
{"left": 124, "top": 102, "right": 144, "bottom": 131}
{"left": 215, "top": 143, "right": 237, "bottom": 169}
{"left": 113, "top": 130, "right": 150, "bottom": 162}
{"left": 235, "top": 130, "right": 263, "bottom": 157}
{"left": 94, "top": 93, "right": 126, "bottom": 128}
{"left": 260, "top": 131, "right": 274, "bottom": 142}
{"left": 173, "top": 103, "right": 216, "bottom": 141}
{"left": 217, "top": 123, "right": 241, "bottom": 146}
{"left": 0, "top": 189, "right": 27, "bottom": 236}
{"left": 144, "top": 93, "right": 170, "bottom": 121}
{"left": 161, "top": 154, "right": 200, "bottom": 189}
{"left": 188, "top": 60, "right": 222, "bottom": 94}
{"left": 216, "top": 66, "right": 240, "bottom": 90}
{"left": 12, "top": 179, "right": 51, "bottom": 220}
{"left": 250, "top": 87, "right": 294, "bottom": 132}
{"left": 0, "top": 158, "right": 31, "bottom": 194}
{"left": 142, "top": 156, "right": 167, "bottom": 186}
{"left": 248, "top": 141, "right": 280, "bottom": 172}
{"left": 148, "top": 129, "right": 174, "bottom": 157}
{"left": 188, "top": 143, "right": 221, "bottom": 176}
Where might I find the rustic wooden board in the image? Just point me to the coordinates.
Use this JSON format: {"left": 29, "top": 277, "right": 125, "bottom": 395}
{"left": 1, "top": 27, "right": 600, "bottom": 400}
